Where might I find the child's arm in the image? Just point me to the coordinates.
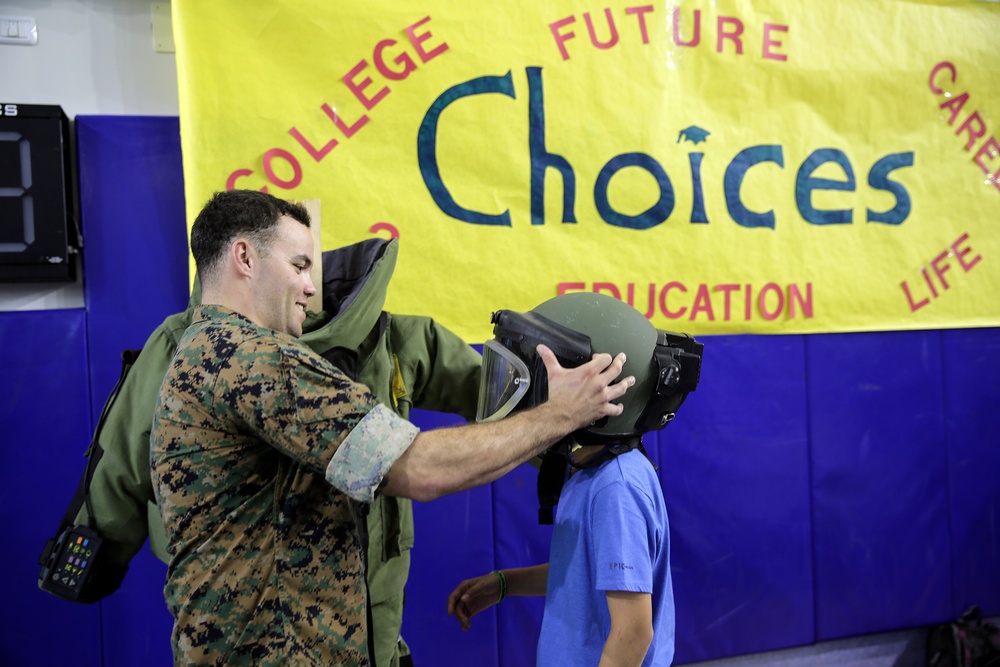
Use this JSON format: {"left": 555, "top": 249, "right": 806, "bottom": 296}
{"left": 599, "top": 591, "right": 654, "bottom": 667}
{"left": 447, "top": 564, "right": 549, "bottom": 631}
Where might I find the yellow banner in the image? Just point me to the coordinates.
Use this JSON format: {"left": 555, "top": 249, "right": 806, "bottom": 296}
{"left": 173, "top": 0, "right": 1000, "bottom": 341}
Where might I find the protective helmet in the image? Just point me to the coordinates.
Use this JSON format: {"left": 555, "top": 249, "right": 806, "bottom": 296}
{"left": 477, "top": 292, "right": 703, "bottom": 444}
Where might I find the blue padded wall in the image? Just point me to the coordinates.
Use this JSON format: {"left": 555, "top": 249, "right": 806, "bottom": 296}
{"left": 941, "top": 328, "right": 1000, "bottom": 612}
{"left": 662, "top": 334, "right": 814, "bottom": 663}
{"left": 76, "top": 116, "right": 190, "bottom": 421}
{"left": 0, "top": 309, "right": 101, "bottom": 667}
{"left": 6, "top": 114, "right": 1000, "bottom": 666}
{"left": 808, "top": 331, "right": 952, "bottom": 639}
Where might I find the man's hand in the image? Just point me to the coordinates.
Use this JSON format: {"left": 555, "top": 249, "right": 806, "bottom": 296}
{"left": 537, "top": 344, "right": 634, "bottom": 433}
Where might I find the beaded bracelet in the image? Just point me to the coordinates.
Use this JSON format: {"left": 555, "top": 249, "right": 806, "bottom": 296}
{"left": 492, "top": 569, "right": 507, "bottom": 604}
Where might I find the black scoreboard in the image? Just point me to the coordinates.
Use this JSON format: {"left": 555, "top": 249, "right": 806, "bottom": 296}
{"left": 0, "top": 103, "right": 77, "bottom": 282}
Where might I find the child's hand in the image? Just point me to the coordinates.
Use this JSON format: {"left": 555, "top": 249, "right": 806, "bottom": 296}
{"left": 446, "top": 572, "right": 502, "bottom": 631}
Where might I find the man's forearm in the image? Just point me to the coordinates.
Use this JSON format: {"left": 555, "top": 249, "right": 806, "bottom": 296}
{"left": 381, "top": 401, "right": 577, "bottom": 501}
{"left": 381, "top": 346, "right": 631, "bottom": 501}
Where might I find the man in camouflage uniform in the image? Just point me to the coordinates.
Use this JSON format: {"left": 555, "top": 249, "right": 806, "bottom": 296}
{"left": 72, "top": 230, "right": 479, "bottom": 666}
{"left": 150, "top": 190, "right": 632, "bottom": 665}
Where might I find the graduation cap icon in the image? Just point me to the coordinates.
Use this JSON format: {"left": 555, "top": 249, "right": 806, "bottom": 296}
{"left": 677, "top": 126, "right": 710, "bottom": 145}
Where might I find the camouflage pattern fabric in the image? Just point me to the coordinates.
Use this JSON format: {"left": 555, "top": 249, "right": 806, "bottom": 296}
{"left": 327, "top": 404, "right": 419, "bottom": 503}
{"left": 152, "top": 305, "right": 417, "bottom": 666}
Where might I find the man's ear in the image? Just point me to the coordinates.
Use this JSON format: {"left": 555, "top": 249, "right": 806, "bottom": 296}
{"left": 231, "top": 239, "right": 254, "bottom": 278}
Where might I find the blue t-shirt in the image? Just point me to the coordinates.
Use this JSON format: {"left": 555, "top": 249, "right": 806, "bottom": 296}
{"left": 536, "top": 448, "right": 674, "bottom": 666}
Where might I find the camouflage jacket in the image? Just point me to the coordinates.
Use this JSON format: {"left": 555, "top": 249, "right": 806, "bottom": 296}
{"left": 71, "top": 238, "right": 481, "bottom": 666}
{"left": 152, "top": 305, "right": 420, "bottom": 665}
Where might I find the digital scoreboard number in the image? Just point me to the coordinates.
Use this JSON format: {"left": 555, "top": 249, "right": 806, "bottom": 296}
{"left": 0, "top": 103, "right": 76, "bottom": 282}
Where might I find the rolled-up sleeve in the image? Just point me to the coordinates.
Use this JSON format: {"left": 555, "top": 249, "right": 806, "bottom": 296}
{"left": 325, "top": 403, "right": 419, "bottom": 502}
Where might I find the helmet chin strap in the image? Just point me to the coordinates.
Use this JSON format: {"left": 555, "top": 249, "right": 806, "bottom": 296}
{"left": 535, "top": 441, "right": 570, "bottom": 526}
{"left": 535, "top": 435, "right": 650, "bottom": 525}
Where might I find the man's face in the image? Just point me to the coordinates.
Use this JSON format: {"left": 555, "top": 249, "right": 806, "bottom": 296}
{"left": 252, "top": 215, "right": 316, "bottom": 337}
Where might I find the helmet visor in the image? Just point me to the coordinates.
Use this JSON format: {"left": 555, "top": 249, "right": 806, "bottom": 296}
{"left": 476, "top": 340, "right": 532, "bottom": 422}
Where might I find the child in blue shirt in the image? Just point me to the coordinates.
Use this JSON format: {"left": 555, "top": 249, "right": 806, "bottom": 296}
{"left": 448, "top": 292, "right": 702, "bottom": 667}
{"left": 447, "top": 439, "right": 674, "bottom": 667}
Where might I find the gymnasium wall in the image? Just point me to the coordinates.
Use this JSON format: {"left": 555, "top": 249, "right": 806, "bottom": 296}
{"left": 1, "top": 115, "right": 997, "bottom": 666}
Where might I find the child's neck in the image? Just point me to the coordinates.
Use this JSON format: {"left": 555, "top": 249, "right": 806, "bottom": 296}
{"left": 569, "top": 444, "right": 606, "bottom": 467}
